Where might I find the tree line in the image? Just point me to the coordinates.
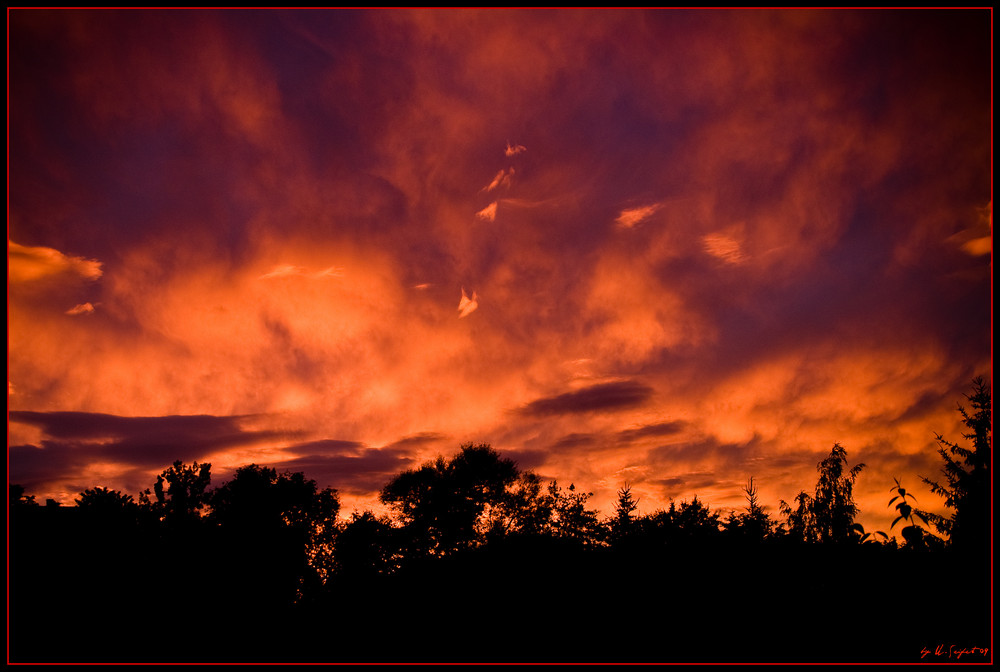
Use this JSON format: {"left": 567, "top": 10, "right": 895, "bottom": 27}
{"left": 8, "top": 377, "right": 991, "bottom": 663}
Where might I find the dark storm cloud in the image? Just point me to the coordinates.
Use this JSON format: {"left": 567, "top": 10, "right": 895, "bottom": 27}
{"left": 9, "top": 410, "right": 261, "bottom": 441}
{"left": 502, "top": 449, "right": 551, "bottom": 471}
{"left": 617, "top": 421, "right": 687, "bottom": 443}
{"left": 283, "top": 438, "right": 368, "bottom": 455}
{"left": 8, "top": 411, "right": 294, "bottom": 493}
{"left": 518, "top": 380, "right": 654, "bottom": 417}
{"left": 550, "top": 433, "right": 598, "bottom": 450}
{"left": 651, "top": 472, "right": 722, "bottom": 497}
{"left": 273, "top": 449, "right": 417, "bottom": 494}
{"left": 649, "top": 436, "right": 764, "bottom": 471}
{"left": 11, "top": 438, "right": 220, "bottom": 493}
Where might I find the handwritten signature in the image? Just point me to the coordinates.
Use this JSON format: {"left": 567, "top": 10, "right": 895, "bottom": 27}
{"left": 920, "top": 644, "right": 989, "bottom": 661}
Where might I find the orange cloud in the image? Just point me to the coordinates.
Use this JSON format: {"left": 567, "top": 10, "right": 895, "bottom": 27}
{"left": 615, "top": 204, "right": 661, "bottom": 229}
{"left": 482, "top": 168, "right": 515, "bottom": 193}
{"left": 65, "top": 302, "right": 97, "bottom": 316}
{"left": 458, "top": 287, "right": 479, "bottom": 318}
{"left": 9, "top": 240, "right": 103, "bottom": 284}
{"left": 476, "top": 202, "right": 499, "bottom": 222}
{"left": 702, "top": 230, "right": 745, "bottom": 264}
{"left": 505, "top": 142, "right": 527, "bottom": 156}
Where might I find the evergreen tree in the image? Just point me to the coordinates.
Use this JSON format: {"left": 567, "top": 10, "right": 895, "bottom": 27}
{"left": 920, "top": 376, "right": 991, "bottom": 552}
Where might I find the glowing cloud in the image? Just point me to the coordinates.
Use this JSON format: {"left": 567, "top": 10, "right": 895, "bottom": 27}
{"left": 961, "top": 237, "right": 992, "bottom": 257}
{"left": 703, "top": 233, "right": 745, "bottom": 264}
{"left": 505, "top": 141, "right": 527, "bottom": 156}
{"left": 259, "top": 264, "right": 307, "bottom": 279}
{"left": 66, "top": 303, "right": 97, "bottom": 316}
{"left": 615, "top": 204, "right": 661, "bottom": 230}
{"left": 259, "top": 265, "right": 345, "bottom": 279}
{"left": 458, "top": 287, "right": 479, "bottom": 318}
{"left": 483, "top": 168, "right": 515, "bottom": 193}
{"left": 476, "top": 202, "right": 499, "bottom": 222}
{"left": 8, "top": 240, "right": 103, "bottom": 284}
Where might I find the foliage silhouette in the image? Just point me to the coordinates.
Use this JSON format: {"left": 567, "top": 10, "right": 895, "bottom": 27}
{"left": 208, "top": 464, "right": 341, "bottom": 603}
{"left": 608, "top": 483, "right": 640, "bottom": 546}
{"left": 10, "top": 483, "right": 38, "bottom": 510}
{"left": 723, "top": 477, "right": 774, "bottom": 543}
{"left": 379, "top": 443, "right": 520, "bottom": 557}
{"left": 8, "top": 432, "right": 993, "bottom": 663}
{"left": 920, "top": 376, "right": 991, "bottom": 553}
{"left": 887, "top": 477, "right": 933, "bottom": 550}
{"left": 141, "top": 459, "right": 212, "bottom": 526}
{"left": 543, "top": 480, "right": 604, "bottom": 546}
{"left": 332, "top": 510, "right": 400, "bottom": 580}
{"left": 780, "top": 443, "right": 865, "bottom": 544}
{"left": 812, "top": 443, "right": 865, "bottom": 543}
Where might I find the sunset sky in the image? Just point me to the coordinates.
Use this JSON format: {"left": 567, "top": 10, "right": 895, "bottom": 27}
{"left": 8, "top": 9, "right": 992, "bottom": 536}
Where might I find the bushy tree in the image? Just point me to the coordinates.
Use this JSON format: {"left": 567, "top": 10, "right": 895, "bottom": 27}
{"left": 209, "top": 464, "right": 340, "bottom": 593}
{"left": 141, "top": 460, "right": 212, "bottom": 526}
{"left": 545, "top": 481, "right": 604, "bottom": 546}
{"left": 332, "top": 510, "right": 400, "bottom": 579}
{"left": 780, "top": 444, "right": 864, "bottom": 544}
{"left": 76, "top": 486, "right": 144, "bottom": 528}
{"left": 779, "top": 490, "right": 816, "bottom": 543}
{"left": 10, "top": 484, "right": 38, "bottom": 510}
{"left": 637, "top": 496, "right": 723, "bottom": 548}
{"left": 812, "top": 444, "right": 865, "bottom": 543}
{"left": 379, "top": 443, "right": 519, "bottom": 557}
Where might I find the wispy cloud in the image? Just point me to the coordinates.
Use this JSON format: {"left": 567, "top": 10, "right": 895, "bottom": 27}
{"left": 66, "top": 302, "right": 97, "bottom": 316}
{"left": 615, "top": 204, "right": 661, "bottom": 230}
{"left": 518, "top": 380, "right": 654, "bottom": 417}
{"left": 702, "top": 232, "right": 745, "bottom": 264}
{"left": 458, "top": 287, "right": 479, "bottom": 318}
{"left": 476, "top": 202, "right": 498, "bottom": 221}
{"left": 260, "top": 264, "right": 307, "bottom": 279}
{"left": 505, "top": 141, "right": 527, "bottom": 157}
{"left": 260, "top": 264, "right": 345, "bottom": 279}
{"left": 483, "top": 168, "right": 515, "bottom": 193}
{"left": 8, "top": 240, "right": 103, "bottom": 283}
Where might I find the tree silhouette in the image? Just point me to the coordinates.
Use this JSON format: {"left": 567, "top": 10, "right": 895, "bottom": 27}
{"left": 812, "top": 444, "right": 865, "bottom": 543}
{"left": 779, "top": 490, "right": 815, "bottom": 543}
{"left": 332, "top": 510, "right": 400, "bottom": 580}
{"left": 545, "top": 480, "right": 604, "bottom": 546}
{"left": 76, "top": 485, "right": 137, "bottom": 510}
{"left": 209, "top": 464, "right": 340, "bottom": 599}
{"left": 724, "top": 478, "right": 773, "bottom": 543}
{"left": 609, "top": 483, "right": 640, "bottom": 546}
{"left": 75, "top": 486, "right": 145, "bottom": 529}
{"left": 920, "top": 376, "right": 991, "bottom": 553}
{"left": 781, "top": 444, "right": 864, "bottom": 544}
{"left": 477, "top": 470, "right": 550, "bottom": 540}
{"left": 379, "top": 443, "right": 519, "bottom": 557}
{"left": 141, "top": 459, "right": 212, "bottom": 526}
{"left": 10, "top": 484, "right": 38, "bottom": 510}
{"left": 635, "top": 496, "right": 723, "bottom": 549}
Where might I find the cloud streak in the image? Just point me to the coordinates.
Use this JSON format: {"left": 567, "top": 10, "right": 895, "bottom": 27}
{"left": 9, "top": 240, "right": 103, "bottom": 284}
{"left": 518, "top": 380, "right": 655, "bottom": 417}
